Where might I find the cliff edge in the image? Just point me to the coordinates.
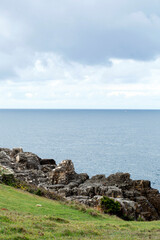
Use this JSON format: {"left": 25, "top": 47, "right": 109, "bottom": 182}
{"left": 0, "top": 147, "right": 160, "bottom": 221}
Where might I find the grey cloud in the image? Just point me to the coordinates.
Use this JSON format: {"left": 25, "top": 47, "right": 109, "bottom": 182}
{"left": 0, "top": 0, "right": 160, "bottom": 65}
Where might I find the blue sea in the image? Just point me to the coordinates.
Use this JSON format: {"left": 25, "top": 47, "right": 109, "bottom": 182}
{"left": 0, "top": 109, "right": 160, "bottom": 190}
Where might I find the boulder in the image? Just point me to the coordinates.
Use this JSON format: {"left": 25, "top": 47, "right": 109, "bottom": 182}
{"left": 11, "top": 148, "right": 23, "bottom": 157}
{"left": 146, "top": 189, "right": 160, "bottom": 215}
{"left": 40, "top": 159, "right": 57, "bottom": 173}
{"left": 0, "top": 148, "right": 13, "bottom": 157}
{"left": 50, "top": 160, "right": 75, "bottom": 185}
{"left": 41, "top": 164, "right": 56, "bottom": 173}
{"left": 16, "top": 152, "right": 40, "bottom": 170}
{"left": 0, "top": 151, "right": 12, "bottom": 167}
{"left": 135, "top": 196, "right": 159, "bottom": 221}
{"left": 0, "top": 147, "right": 160, "bottom": 221}
{"left": 0, "top": 165, "right": 15, "bottom": 185}
{"left": 106, "top": 172, "right": 132, "bottom": 187}
{"left": 115, "top": 198, "right": 140, "bottom": 220}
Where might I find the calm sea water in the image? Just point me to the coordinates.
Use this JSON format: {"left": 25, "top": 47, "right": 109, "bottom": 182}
{"left": 0, "top": 109, "right": 160, "bottom": 190}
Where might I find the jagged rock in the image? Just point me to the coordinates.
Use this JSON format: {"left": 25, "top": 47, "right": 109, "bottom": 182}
{"left": 115, "top": 198, "right": 140, "bottom": 220}
{"left": 50, "top": 160, "right": 75, "bottom": 184}
{"left": 146, "top": 189, "right": 160, "bottom": 214}
{"left": 106, "top": 172, "right": 132, "bottom": 187}
{"left": 40, "top": 159, "right": 56, "bottom": 173}
{"left": 123, "top": 190, "right": 141, "bottom": 200}
{"left": 0, "top": 165, "right": 15, "bottom": 185}
{"left": 0, "top": 148, "right": 13, "bottom": 157}
{"left": 0, "top": 147, "right": 160, "bottom": 221}
{"left": 50, "top": 160, "right": 89, "bottom": 185}
{"left": 135, "top": 196, "right": 159, "bottom": 221}
{"left": 0, "top": 165, "right": 14, "bottom": 176}
{"left": 102, "top": 186, "right": 123, "bottom": 198}
{"left": 0, "top": 151, "right": 12, "bottom": 167}
{"left": 11, "top": 148, "right": 23, "bottom": 157}
{"left": 16, "top": 152, "right": 40, "bottom": 170}
{"left": 67, "top": 182, "right": 79, "bottom": 189}
{"left": 66, "top": 195, "right": 90, "bottom": 205}
{"left": 47, "top": 184, "right": 65, "bottom": 190}
{"left": 41, "top": 165, "right": 56, "bottom": 173}
{"left": 133, "top": 180, "right": 151, "bottom": 190}
{"left": 75, "top": 173, "right": 89, "bottom": 184}
{"left": 58, "top": 187, "right": 73, "bottom": 197}
{"left": 91, "top": 174, "right": 106, "bottom": 182}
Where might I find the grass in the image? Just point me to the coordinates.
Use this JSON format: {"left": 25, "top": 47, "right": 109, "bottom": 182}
{"left": 0, "top": 165, "right": 13, "bottom": 175}
{"left": 0, "top": 184, "right": 160, "bottom": 239}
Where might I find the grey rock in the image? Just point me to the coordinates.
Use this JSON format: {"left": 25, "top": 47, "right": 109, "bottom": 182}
{"left": 0, "top": 151, "right": 12, "bottom": 167}
{"left": 16, "top": 152, "right": 40, "bottom": 170}
{"left": 115, "top": 198, "right": 139, "bottom": 220}
{"left": 0, "top": 147, "right": 160, "bottom": 221}
{"left": 50, "top": 160, "right": 75, "bottom": 185}
{"left": 11, "top": 148, "right": 23, "bottom": 157}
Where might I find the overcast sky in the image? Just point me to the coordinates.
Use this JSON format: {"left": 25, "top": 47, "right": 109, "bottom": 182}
{"left": 1, "top": 0, "right": 160, "bottom": 109}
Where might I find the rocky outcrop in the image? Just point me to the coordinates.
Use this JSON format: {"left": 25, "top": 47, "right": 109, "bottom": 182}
{"left": 0, "top": 147, "right": 160, "bottom": 221}
{"left": 49, "top": 160, "right": 89, "bottom": 185}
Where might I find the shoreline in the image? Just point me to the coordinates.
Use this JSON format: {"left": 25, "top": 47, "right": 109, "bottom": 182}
{"left": 0, "top": 147, "right": 160, "bottom": 221}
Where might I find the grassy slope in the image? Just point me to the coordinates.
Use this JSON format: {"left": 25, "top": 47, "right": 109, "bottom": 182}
{"left": 0, "top": 184, "right": 160, "bottom": 240}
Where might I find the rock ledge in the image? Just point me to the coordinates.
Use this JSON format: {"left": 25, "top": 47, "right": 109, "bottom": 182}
{"left": 0, "top": 147, "right": 160, "bottom": 221}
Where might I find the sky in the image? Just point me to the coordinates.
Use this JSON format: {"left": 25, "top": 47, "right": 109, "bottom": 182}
{"left": 1, "top": 0, "right": 160, "bottom": 109}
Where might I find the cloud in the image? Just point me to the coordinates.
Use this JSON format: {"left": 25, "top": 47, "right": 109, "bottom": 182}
{"left": 1, "top": 53, "right": 160, "bottom": 108}
{"left": 0, "top": 0, "right": 160, "bottom": 108}
{"left": 1, "top": 0, "right": 160, "bottom": 64}
{"left": 15, "top": 52, "right": 160, "bottom": 85}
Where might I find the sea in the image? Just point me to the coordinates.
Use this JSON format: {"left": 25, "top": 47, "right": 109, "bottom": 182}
{"left": 0, "top": 109, "right": 160, "bottom": 190}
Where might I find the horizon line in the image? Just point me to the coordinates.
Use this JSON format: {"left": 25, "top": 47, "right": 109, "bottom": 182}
{"left": 0, "top": 108, "right": 160, "bottom": 111}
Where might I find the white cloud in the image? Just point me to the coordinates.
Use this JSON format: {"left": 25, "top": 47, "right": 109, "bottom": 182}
{"left": 0, "top": 0, "right": 160, "bottom": 108}
{"left": 0, "top": 52, "right": 160, "bottom": 108}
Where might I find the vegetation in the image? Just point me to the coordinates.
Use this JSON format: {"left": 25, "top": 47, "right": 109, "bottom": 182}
{"left": 0, "top": 166, "right": 10, "bottom": 175}
{"left": 100, "top": 196, "right": 121, "bottom": 214}
{"left": 0, "top": 174, "right": 65, "bottom": 201}
{"left": 0, "top": 184, "right": 160, "bottom": 239}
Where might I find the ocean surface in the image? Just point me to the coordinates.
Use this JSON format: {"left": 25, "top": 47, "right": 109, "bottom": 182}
{"left": 0, "top": 109, "right": 160, "bottom": 190}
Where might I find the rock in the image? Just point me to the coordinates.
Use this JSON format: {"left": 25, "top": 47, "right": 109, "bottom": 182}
{"left": 0, "top": 148, "right": 13, "bottom": 156}
{"left": 67, "top": 182, "right": 79, "bottom": 189}
{"left": 0, "top": 165, "right": 14, "bottom": 175}
{"left": 135, "top": 196, "right": 159, "bottom": 221}
{"left": 115, "top": 198, "right": 140, "bottom": 220}
{"left": 103, "top": 186, "right": 123, "bottom": 198}
{"left": 50, "top": 160, "right": 76, "bottom": 185}
{"left": 0, "top": 151, "right": 12, "bottom": 167}
{"left": 75, "top": 173, "right": 89, "bottom": 184}
{"left": 133, "top": 180, "right": 151, "bottom": 192}
{"left": 0, "top": 164, "right": 15, "bottom": 185}
{"left": 66, "top": 195, "right": 90, "bottom": 205}
{"left": 16, "top": 152, "right": 40, "bottom": 170}
{"left": 11, "top": 148, "right": 23, "bottom": 157}
{"left": 58, "top": 187, "right": 73, "bottom": 197}
{"left": 91, "top": 174, "right": 106, "bottom": 181}
{"left": 41, "top": 164, "right": 56, "bottom": 173}
{"left": 77, "top": 185, "right": 95, "bottom": 197}
{"left": 40, "top": 159, "right": 56, "bottom": 173}
{"left": 47, "top": 184, "right": 65, "bottom": 190}
{"left": 40, "top": 159, "right": 56, "bottom": 165}
{"left": 106, "top": 172, "right": 132, "bottom": 186}
{"left": 36, "top": 204, "right": 42, "bottom": 207}
{"left": 146, "top": 189, "right": 160, "bottom": 215}
{"left": 0, "top": 147, "right": 160, "bottom": 221}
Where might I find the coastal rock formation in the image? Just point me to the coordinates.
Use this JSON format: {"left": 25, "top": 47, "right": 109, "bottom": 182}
{"left": 0, "top": 147, "right": 160, "bottom": 221}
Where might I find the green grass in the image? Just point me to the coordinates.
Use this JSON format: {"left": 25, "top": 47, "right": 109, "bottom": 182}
{"left": 0, "top": 184, "right": 160, "bottom": 239}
